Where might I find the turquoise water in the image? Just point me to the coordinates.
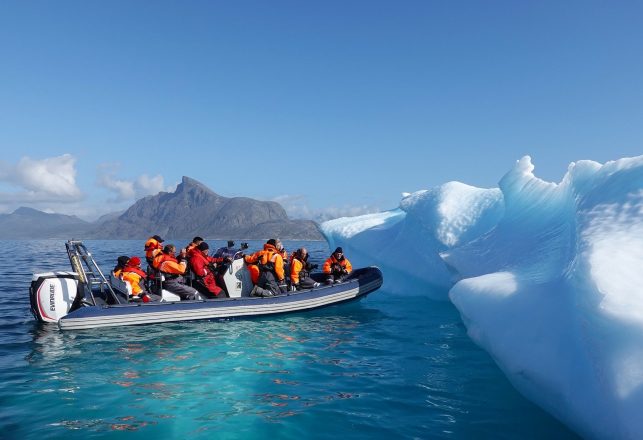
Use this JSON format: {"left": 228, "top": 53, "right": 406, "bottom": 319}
{"left": 0, "top": 240, "right": 578, "bottom": 439}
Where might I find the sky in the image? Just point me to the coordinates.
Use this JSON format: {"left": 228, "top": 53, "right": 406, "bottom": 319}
{"left": 0, "top": 0, "right": 642, "bottom": 221}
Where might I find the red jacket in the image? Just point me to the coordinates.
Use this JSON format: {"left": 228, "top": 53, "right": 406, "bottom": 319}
{"left": 189, "top": 251, "right": 226, "bottom": 296}
{"left": 186, "top": 245, "right": 199, "bottom": 261}
{"left": 189, "top": 251, "right": 225, "bottom": 278}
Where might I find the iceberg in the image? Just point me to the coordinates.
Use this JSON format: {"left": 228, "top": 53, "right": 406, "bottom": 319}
{"left": 320, "top": 155, "right": 643, "bottom": 439}
{"left": 323, "top": 182, "right": 504, "bottom": 298}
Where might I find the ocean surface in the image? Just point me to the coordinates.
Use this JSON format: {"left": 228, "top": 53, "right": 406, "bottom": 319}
{"left": 0, "top": 240, "right": 578, "bottom": 439}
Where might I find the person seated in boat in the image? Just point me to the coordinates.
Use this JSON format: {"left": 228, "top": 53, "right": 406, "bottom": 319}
{"left": 243, "top": 243, "right": 267, "bottom": 286}
{"left": 277, "top": 240, "right": 288, "bottom": 262}
{"left": 121, "top": 256, "right": 160, "bottom": 302}
{"left": 290, "top": 248, "right": 320, "bottom": 291}
{"left": 152, "top": 244, "right": 198, "bottom": 300}
{"left": 257, "top": 238, "right": 288, "bottom": 296}
{"left": 185, "top": 236, "right": 204, "bottom": 259}
{"left": 144, "top": 235, "right": 165, "bottom": 290}
{"left": 144, "top": 235, "right": 164, "bottom": 266}
{"left": 323, "top": 247, "right": 353, "bottom": 284}
{"left": 244, "top": 239, "right": 279, "bottom": 285}
{"left": 189, "top": 242, "right": 231, "bottom": 298}
{"left": 112, "top": 255, "right": 130, "bottom": 278}
{"left": 245, "top": 239, "right": 287, "bottom": 297}
{"left": 277, "top": 240, "right": 290, "bottom": 285}
{"left": 183, "top": 236, "right": 204, "bottom": 284}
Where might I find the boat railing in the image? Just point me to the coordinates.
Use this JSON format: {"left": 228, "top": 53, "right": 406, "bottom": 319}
{"left": 66, "top": 240, "right": 123, "bottom": 306}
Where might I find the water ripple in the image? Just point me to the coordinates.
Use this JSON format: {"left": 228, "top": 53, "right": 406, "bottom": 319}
{"left": 0, "top": 240, "right": 578, "bottom": 439}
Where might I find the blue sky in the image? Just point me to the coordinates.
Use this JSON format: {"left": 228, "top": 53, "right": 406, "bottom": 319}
{"left": 0, "top": 1, "right": 641, "bottom": 220}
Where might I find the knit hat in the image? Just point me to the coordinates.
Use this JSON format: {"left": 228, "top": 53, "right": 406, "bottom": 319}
{"left": 192, "top": 236, "right": 204, "bottom": 243}
{"left": 267, "top": 239, "right": 277, "bottom": 246}
{"left": 129, "top": 256, "right": 141, "bottom": 266}
{"left": 152, "top": 235, "right": 164, "bottom": 242}
{"left": 198, "top": 242, "right": 209, "bottom": 251}
{"left": 117, "top": 255, "right": 130, "bottom": 267}
{"left": 334, "top": 247, "right": 343, "bottom": 254}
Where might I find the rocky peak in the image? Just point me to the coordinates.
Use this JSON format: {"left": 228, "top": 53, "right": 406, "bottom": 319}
{"left": 9, "top": 176, "right": 324, "bottom": 240}
{"left": 13, "top": 206, "right": 44, "bottom": 216}
{"left": 175, "top": 176, "right": 217, "bottom": 196}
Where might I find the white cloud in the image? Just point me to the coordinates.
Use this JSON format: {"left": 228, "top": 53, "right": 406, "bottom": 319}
{"left": 15, "top": 155, "right": 82, "bottom": 197}
{"left": 0, "top": 154, "right": 83, "bottom": 206}
{"left": 97, "top": 164, "right": 173, "bottom": 202}
{"left": 272, "top": 194, "right": 381, "bottom": 222}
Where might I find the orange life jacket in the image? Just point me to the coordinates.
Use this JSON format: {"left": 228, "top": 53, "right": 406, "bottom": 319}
{"left": 290, "top": 257, "right": 305, "bottom": 285}
{"left": 145, "top": 237, "right": 163, "bottom": 260}
{"left": 244, "top": 248, "right": 265, "bottom": 284}
{"left": 244, "top": 244, "right": 285, "bottom": 282}
{"left": 247, "top": 265, "right": 260, "bottom": 284}
{"left": 323, "top": 255, "right": 352, "bottom": 275}
{"left": 121, "top": 265, "right": 146, "bottom": 295}
{"left": 257, "top": 244, "right": 285, "bottom": 281}
{"left": 153, "top": 253, "right": 187, "bottom": 275}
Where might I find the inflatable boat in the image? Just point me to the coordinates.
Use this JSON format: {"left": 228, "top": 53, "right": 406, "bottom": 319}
{"left": 29, "top": 241, "right": 383, "bottom": 330}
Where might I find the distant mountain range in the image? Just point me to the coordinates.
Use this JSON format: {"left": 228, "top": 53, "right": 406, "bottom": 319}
{"left": 0, "top": 207, "right": 91, "bottom": 239}
{"left": 0, "top": 177, "right": 323, "bottom": 240}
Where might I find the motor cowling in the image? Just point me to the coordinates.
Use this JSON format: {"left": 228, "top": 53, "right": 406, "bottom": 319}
{"left": 30, "top": 272, "right": 80, "bottom": 323}
{"left": 223, "top": 257, "right": 253, "bottom": 297}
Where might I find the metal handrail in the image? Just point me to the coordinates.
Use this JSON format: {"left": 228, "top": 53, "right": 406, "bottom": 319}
{"left": 66, "top": 240, "right": 122, "bottom": 305}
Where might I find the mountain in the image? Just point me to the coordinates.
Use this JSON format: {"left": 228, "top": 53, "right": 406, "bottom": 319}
{"left": 0, "top": 207, "right": 90, "bottom": 239}
{"left": 87, "top": 176, "right": 323, "bottom": 240}
{"left": 94, "top": 210, "right": 125, "bottom": 224}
